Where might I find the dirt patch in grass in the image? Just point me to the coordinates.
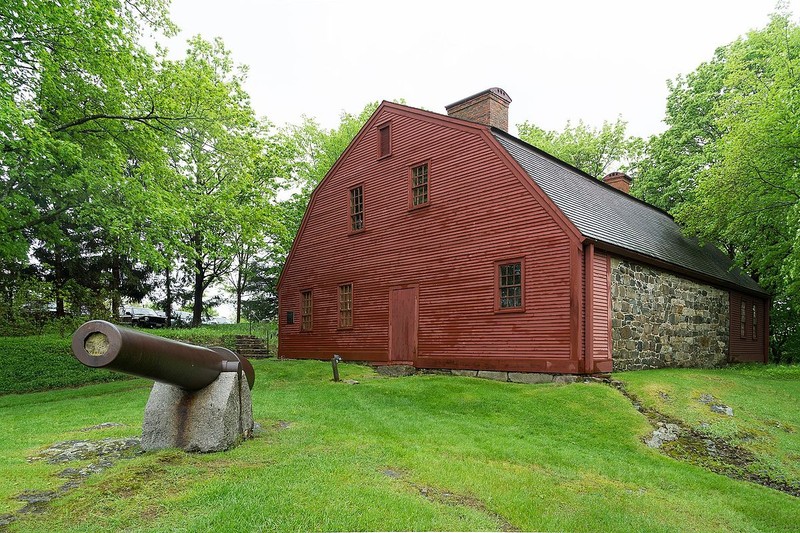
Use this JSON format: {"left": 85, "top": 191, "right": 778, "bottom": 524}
{"left": 612, "top": 381, "right": 800, "bottom": 497}
{"left": 381, "top": 467, "right": 519, "bottom": 532}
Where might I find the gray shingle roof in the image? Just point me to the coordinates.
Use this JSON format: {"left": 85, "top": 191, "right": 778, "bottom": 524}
{"left": 492, "top": 130, "right": 766, "bottom": 296}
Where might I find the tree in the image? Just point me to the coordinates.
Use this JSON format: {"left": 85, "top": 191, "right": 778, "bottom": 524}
{"left": 638, "top": 8, "right": 800, "bottom": 361}
{"left": 0, "top": 0, "right": 176, "bottom": 261}
{"left": 1, "top": 1, "right": 289, "bottom": 331}
{"left": 517, "top": 118, "right": 642, "bottom": 179}
{"left": 159, "top": 37, "right": 276, "bottom": 326}
{"left": 632, "top": 50, "right": 729, "bottom": 213}
{"left": 0, "top": 0, "right": 196, "bottom": 326}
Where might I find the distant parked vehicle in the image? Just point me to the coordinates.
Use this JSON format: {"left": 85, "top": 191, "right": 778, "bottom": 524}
{"left": 172, "top": 311, "right": 194, "bottom": 327}
{"left": 120, "top": 307, "right": 167, "bottom": 328}
{"left": 203, "top": 316, "right": 232, "bottom": 325}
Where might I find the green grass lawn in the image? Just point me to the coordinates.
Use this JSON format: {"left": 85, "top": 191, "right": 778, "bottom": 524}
{"left": 620, "top": 365, "right": 800, "bottom": 489}
{"left": 0, "top": 323, "right": 259, "bottom": 395}
{"left": 1, "top": 360, "right": 798, "bottom": 532}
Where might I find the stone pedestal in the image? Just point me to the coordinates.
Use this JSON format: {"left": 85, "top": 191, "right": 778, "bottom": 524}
{"left": 141, "top": 372, "right": 253, "bottom": 453}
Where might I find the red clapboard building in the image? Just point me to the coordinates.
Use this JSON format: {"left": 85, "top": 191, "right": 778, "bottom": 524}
{"left": 277, "top": 88, "right": 769, "bottom": 374}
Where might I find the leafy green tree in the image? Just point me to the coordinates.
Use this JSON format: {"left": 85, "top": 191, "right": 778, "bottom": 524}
{"left": 158, "top": 37, "right": 277, "bottom": 326}
{"left": 638, "top": 8, "right": 800, "bottom": 361}
{"left": 239, "top": 259, "right": 280, "bottom": 322}
{"left": 1, "top": 1, "right": 291, "bottom": 331}
{"left": 0, "top": 0, "right": 195, "bottom": 325}
{"left": 517, "top": 118, "right": 642, "bottom": 179}
{"left": 632, "top": 52, "right": 729, "bottom": 213}
{"left": 0, "top": 0, "right": 176, "bottom": 261}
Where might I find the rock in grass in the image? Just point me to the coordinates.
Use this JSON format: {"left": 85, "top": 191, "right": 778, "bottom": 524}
{"left": 710, "top": 404, "right": 734, "bottom": 417}
{"left": 645, "top": 423, "right": 681, "bottom": 448}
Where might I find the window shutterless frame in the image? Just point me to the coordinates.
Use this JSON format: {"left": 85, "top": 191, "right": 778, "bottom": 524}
{"left": 300, "top": 289, "right": 313, "bottom": 331}
{"left": 349, "top": 184, "right": 364, "bottom": 234}
{"left": 338, "top": 283, "right": 353, "bottom": 329}
{"left": 408, "top": 160, "right": 431, "bottom": 210}
{"left": 494, "top": 258, "right": 526, "bottom": 313}
{"left": 740, "top": 301, "right": 746, "bottom": 339}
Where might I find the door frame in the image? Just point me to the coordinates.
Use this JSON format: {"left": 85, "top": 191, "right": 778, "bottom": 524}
{"left": 388, "top": 283, "right": 419, "bottom": 363}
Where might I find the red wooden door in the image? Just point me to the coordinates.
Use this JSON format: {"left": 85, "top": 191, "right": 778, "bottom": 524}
{"left": 389, "top": 286, "right": 418, "bottom": 362}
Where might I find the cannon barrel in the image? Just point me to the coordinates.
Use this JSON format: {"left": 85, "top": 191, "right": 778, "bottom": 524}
{"left": 71, "top": 320, "right": 255, "bottom": 391}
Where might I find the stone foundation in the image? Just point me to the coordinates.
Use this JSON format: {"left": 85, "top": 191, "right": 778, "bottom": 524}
{"left": 611, "top": 258, "right": 729, "bottom": 371}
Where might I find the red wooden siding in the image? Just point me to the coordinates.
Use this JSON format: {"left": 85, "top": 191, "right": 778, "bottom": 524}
{"left": 592, "top": 250, "right": 612, "bottom": 363}
{"left": 582, "top": 245, "right": 611, "bottom": 374}
{"left": 279, "top": 106, "right": 580, "bottom": 373}
{"left": 729, "top": 291, "right": 768, "bottom": 363}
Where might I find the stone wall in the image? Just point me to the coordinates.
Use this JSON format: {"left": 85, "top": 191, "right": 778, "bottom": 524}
{"left": 611, "top": 258, "right": 729, "bottom": 371}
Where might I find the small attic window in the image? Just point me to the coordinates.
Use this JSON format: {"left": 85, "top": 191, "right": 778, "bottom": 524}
{"left": 378, "top": 123, "right": 391, "bottom": 158}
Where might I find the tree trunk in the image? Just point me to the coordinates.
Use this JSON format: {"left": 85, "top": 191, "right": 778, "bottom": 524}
{"left": 165, "top": 265, "right": 172, "bottom": 327}
{"left": 192, "top": 255, "right": 204, "bottom": 327}
{"left": 110, "top": 253, "right": 121, "bottom": 319}
{"left": 235, "top": 265, "right": 243, "bottom": 324}
{"left": 55, "top": 250, "right": 65, "bottom": 318}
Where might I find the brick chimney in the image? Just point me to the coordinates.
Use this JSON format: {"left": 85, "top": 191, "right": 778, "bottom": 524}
{"left": 603, "top": 172, "right": 632, "bottom": 194}
{"left": 445, "top": 88, "right": 512, "bottom": 132}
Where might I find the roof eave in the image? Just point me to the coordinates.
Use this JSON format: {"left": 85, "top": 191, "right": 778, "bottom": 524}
{"left": 588, "top": 238, "right": 770, "bottom": 298}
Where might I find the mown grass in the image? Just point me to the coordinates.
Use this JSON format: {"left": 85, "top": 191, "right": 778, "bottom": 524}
{"left": 0, "top": 324, "right": 264, "bottom": 395}
{"left": 0, "top": 335, "right": 130, "bottom": 394}
{"left": 619, "top": 365, "right": 800, "bottom": 487}
{"left": 1, "top": 360, "right": 798, "bottom": 532}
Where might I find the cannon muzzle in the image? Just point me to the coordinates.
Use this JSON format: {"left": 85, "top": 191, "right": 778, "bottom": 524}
{"left": 71, "top": 320, "right": 255, "bottom": 390}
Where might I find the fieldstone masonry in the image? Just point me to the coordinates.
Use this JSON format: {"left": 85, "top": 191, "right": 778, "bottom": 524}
{"left": 611, "top": 258, "right": 729, "bottom": 371}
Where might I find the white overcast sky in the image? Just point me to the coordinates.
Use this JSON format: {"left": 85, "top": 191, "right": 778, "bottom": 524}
{"left": 164, "top": 0, "right": 795, "bottom": 139}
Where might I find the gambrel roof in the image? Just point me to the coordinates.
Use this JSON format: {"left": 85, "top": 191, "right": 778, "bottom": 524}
{"left": 492, "top": 129, "right": 767, "bottom": 296}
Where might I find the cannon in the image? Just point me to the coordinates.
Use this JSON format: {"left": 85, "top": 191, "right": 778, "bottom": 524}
{"left": 71, "top": 320, "right": 255, "bottom": 452}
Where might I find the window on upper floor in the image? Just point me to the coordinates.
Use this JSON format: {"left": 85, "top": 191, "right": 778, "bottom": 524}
{"left": 301, "top": 290, "right": 313, "bottom": 331}
{"left": 339, "top": 284, "right": 353, "bottom": 329}
{"left": 378, "top": 123, "right": 391, "bottom": 158}
{"left": 496, "top": 259, "right": 525, "bottom": 312}
{"left": 349, "top": 185, "right": 364, "bottom": 232}
{"left": 410, "top": 162, "right": 429, "bottom": 208}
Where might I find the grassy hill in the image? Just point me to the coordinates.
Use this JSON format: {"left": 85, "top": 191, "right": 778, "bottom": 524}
{"left": 0, "top": 324, "right": 254, "bottom": 395}
{"left": 1, "top": 358, "right": 798, "bottom": 532}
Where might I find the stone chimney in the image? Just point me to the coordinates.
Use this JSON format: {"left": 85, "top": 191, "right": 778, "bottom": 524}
{"left": 445, "top": 88, "right": 512, "bottom": 132}
{"left": 603, "top": 172, "right": 632, "bottom": 194}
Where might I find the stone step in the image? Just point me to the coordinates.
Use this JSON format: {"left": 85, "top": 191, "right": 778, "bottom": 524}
{"left": 235, "top": 334, "right": 270, "bottom": 359}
